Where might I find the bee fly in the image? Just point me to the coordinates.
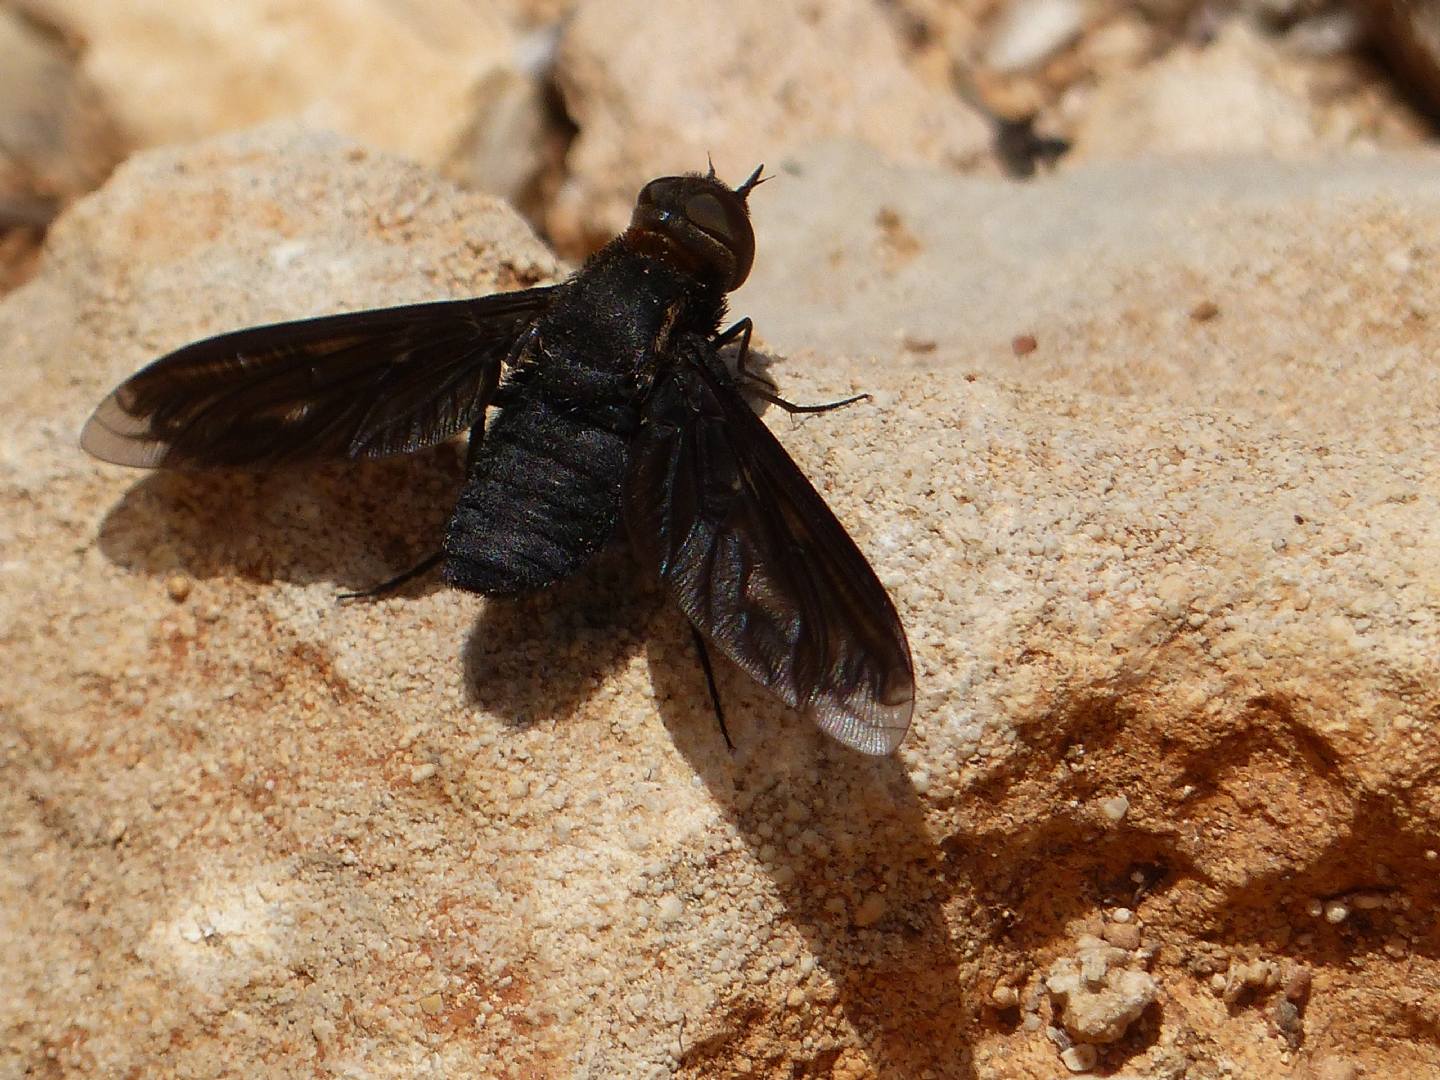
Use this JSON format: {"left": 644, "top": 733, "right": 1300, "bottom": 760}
{"left": 81, "top": 166, "right": 916, "bottom": 754}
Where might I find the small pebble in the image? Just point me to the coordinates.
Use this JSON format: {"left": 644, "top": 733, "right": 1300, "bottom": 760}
{"left": 1060, "top": 1044, "right": 1098, "bottom": 1072}
{"left": 657, "top": 894, "right": 684, "bottom": 924}
{"left": 853, "top": 893, "right": 887, "bottom": 927}
{"left": 419, "top": 993, "right": 444, "bottom": 1016}
{"left": 1284, "top": 966, "right": 1312, "bottom": 1003}
{"left": 1012, "top": 333, "right": 1038, "bottom": 356}
{"left": 1190, "top": 299, "right": 1220, "bottom": 321}
{"left": 166, "top": 575, "right": 192, "bottom": 602}
{"left": 1110, "top": 907, "right": 1133, "bottom": 923}
{"left": 986, "top": 0, "right": 1085, "bottom": 72}
{"left": 1098, "top": 795, "right": 1129, "bottom": 822}
{"left": 1102, "top": 922, "right": 1141, "bottom": 950}
{"left": 1323, "top": 899, "right": 1349, "bottom": 924}
{"left": 410, "top": 763, "right": 438, "bottom": 783}
{"left": 1273, "top": 997, "right": 1302, "bottom": 1048}
{"left": 991, "top": 983, "right": 1020, "bottom": 1008}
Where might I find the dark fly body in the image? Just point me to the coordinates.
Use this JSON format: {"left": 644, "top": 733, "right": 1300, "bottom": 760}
{"left": 81, "top": 167, "right": 916, "bottom": 754}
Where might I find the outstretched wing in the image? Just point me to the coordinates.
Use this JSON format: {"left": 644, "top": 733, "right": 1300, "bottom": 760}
{"left": 625, "top": 340, "right": 914, "bottom": 755}
{"left": 80, "top": 286, "right": 558, "bottom": 469}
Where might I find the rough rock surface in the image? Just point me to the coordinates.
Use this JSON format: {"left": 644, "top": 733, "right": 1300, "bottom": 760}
{"left": 1045, "top": 934, "right": 1159, "bottom": 1044}
{"left": 0, "top": 5, "right": 122, "bottom": 290}
{"left": 18, "top": 0, "right": 550, "bottom": 202}
{"left": 739, "top": 139, "right": 1440, "bottom": 442}
{"left": 0, "top": 6, "right": 120, "bottom": 205}
{"left": 1069, "top": 22, "right": 1329, "bottom": 161}
{"left": 5, "top": 121, "right": 1440, "bottom": 1078}
{"left": 549, "top": 0, "right": 993, "bottom": 250}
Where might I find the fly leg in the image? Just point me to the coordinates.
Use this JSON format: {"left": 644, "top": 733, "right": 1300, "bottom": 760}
{"left": 717, "top": 318, "right": 773, "bottom": 389}
{"left": 338, "top": 552, "right": 443, "bottom": 601}
{"left": 719, "top": 316, "right": 869, "bottom": 415}
{"left": 749, "top": 385, "right": 869, "bottom": 415}
{"left": 690, "top": 625, "right": 735, "bottom": 751}
{"left": 338, "top": 422, "right": 484, "bottom": 602}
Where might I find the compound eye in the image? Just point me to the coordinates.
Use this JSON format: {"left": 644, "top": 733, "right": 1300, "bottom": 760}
{"left": 684, "top": 192, "right": 735, "bottom": 241}
{"left": 685, "top": 192, "right": 755, "bottom": 287}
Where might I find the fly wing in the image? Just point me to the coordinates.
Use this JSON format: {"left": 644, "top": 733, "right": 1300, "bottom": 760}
{"left": 625, "top": 344, "right": 914, "bottom": 755}
{"left": 80, "top": 286, "right": 558, "bottom": 469}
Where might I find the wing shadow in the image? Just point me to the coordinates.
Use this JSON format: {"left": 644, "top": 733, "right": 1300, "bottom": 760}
{"left": 93, "top": 445, "right": 465, "bottom": 592}
{"left": 645, "top": 608, "right": 979, "bottom": 1078}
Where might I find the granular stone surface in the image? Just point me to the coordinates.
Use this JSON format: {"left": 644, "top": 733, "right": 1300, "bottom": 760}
{"left": 6, "top": 7, "right": 1440, "bottom": 1073}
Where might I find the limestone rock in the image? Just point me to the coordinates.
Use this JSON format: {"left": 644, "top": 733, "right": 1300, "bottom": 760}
{"left": 5, "top": 127, "right": 1440, "bottom": 1077}
{"left": 0, "top": 6, "right": 121, "bottom": 206}
{"left": 984, "top": 0, "right": 1088, "bottom": 73}
{"left": 549, "top": 0, "right": 992, "bottom": 250}
{"left": 20, "top": 0, "right": 551, "bottom": 203}
{"left": 737, "top": 139, "right": 1440, "bottom": 444}
{"left": 1046, "top": 935, "right": 1159, "bottom": 1043}
{"left": 1071, "top": 22, "right": 1325, "bottom": 160}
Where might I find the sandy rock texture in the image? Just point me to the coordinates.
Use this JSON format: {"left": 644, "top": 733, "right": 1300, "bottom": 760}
{"left": 5, "top": 117, "right": 1440, "bottom": 1078}
{"left": 548, "top": 0, "right": 993, "bottom": 249}
{"left": 16, "top": 0, "right": 557, "bottom": 204}
{"left": 739, "top": 139, "right": 1440, "bottom": 442}
{"left": 0, "top": 5, "right": 122, "bottom": 290}
{"left": 0, "top": 6, "right": 119, "bottom": 208}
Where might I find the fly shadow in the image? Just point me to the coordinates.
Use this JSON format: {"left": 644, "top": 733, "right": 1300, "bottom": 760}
{"left": 85, "top": 336, "right": 941, "bottom": 1073}
{"left": 93, "top": 339, "right": 792, "bottom": 716}
{"left": 646, "top": 616, "right": 979, "bottom": 1078}
{"left": 450, "top": 341, "right": 806, "bottom": 734}
{"left": 93, "top": 445, "right": 466, "bottom": 592}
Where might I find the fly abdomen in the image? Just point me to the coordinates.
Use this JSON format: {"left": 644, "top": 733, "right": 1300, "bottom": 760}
{"left": 442, "top": 391, "right": 632, "bottom": 596}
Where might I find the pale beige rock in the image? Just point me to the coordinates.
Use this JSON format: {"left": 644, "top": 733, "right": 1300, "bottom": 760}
{"left": 549, "top": 0, "right": 992, "bottom": 250}
{"left": 5, "top": 128, "right": 1440, "bottom": 1077}
{"left": 1046, "top": 936, "right": 1158, "bottom": 1044}
{"left": 20, "top": 0, "right": 549, "bottom": 201}
{"left": 984, "top": 0, "right": 1088, "bottom": 73}
{"left": 738, "top": 139, "right": 1440, "bottom": 444}
{"left": 0, "top": 6, "right": 121, "bottom": 204}
{"left": 1070, "top": 22, "right": 1325, "bottom": 160}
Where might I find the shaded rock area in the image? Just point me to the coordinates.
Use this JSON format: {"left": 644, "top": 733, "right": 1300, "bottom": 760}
{"left": 7, "top": 121, "right": 1440, "bottom": 1079}
{"left": 14, "top": 0, "right": 565, "bottom": 207}
{"left": 0, "top": 4, "right": 122, "bottom": 289}
{"left": 0, "top": 6, "right": 119, "bottom": 211}
{"left": 6, "top": 2, "right": 1440, "bottom": 1078}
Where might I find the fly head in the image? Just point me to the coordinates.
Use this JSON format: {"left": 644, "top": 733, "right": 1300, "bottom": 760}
{"left": 628, "top": 165, "right": 763, "bottom": 293}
